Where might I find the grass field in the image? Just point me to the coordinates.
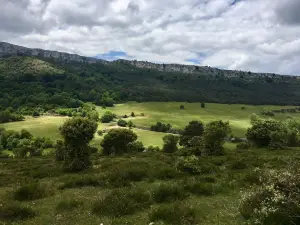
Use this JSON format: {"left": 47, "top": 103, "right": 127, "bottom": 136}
{"left": 1, "top": 102, "right": 299, "bottom": 148}
{"left": 100, "top": 102, "right": 299, "bottom": 137}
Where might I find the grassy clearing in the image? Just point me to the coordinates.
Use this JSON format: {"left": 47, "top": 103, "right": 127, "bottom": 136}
{"left": 99, "top": 102, "right": 300, "bottom": 136}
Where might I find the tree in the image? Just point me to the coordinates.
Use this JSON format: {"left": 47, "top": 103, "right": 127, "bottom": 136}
{"left": 59, "top": 117, "right": 98, "bottom": 172}
{"left": 128, "top": 121, "right": 133, "bottom": 129}
{"left": 246, "top": 120, "right": 286, "bottom": 148}
{"left": 101, "top": 129, "right": 138, "bottom": 155}
{"left": 117, "top": 119, "right": 128, "bottom": 127}
{"left": 131, "top": 112, "right": 135, "bottom": 117}
{"left": 100, "top": 111, "right": 115, "bottom": 123}
{"left": 201, "top": 102, "right": 205, "bottom": 108}
{"left": 20, "top": 129, "right": 32, "bottom": 139}
{"left": 202, "top": 120, "right": 231, "bottom": 156}
{"left": 162, "top": 135, "right": 179, "bottom": 153}
{"left": 180, "top": 105, "right": 185, "bottom": 110}
{"left": 179, "top": 121, "right": 204, "bottom": 147}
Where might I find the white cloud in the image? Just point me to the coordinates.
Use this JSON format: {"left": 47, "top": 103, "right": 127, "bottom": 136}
{"left": 1, "top": 0, "right": 300, "bottom": 75}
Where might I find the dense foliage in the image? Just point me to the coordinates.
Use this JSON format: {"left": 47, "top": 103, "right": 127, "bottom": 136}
{"left": 0, "top": 128, "right": 53, "bottom": 157}
{"left": 1, "top": 56, "right": 300, "bottom": 114}
{"left": 0, "top": 110, "right": 24, "bottom": 123}
{"left": 100, "top": 129, "right": 138, "bottom": 155}
{"left": 179, "top": 121, "right": 205, "bottom": 147}
{"left": 59, "top": 117, "right": 98, "bottom": 172}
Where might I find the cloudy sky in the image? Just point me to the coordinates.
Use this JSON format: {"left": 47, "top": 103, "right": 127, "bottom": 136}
{"left": 1, "top": 0, "right": 300, "bottom": 75}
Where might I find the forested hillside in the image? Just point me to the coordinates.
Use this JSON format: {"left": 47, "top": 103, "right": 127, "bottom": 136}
{"left": 0, "top": 54, "right": 300, "bottom": 113}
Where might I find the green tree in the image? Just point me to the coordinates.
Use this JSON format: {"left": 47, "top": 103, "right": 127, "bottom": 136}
{"left": 246, "top": 120, "right": 286, "bottom": 148}
{"left": 162, "top": 135, "right": 179, "bottom": 153}
{"left": 179, "top": 121, "right": 204, "bottom": 147}
{"left": 201, "top": 102, "right": 205, "bottom": 108}
{"left": 180, "top": 105, "right": 185, "bottom": 110}
{"left": 100, "top": 111, "right": 115, "bottom": 123}
{"left": 128, "top": 121, "right": 133, "bottom": 129}
{"left": 202, "top": 120, "right": 231, "bottom": 156}
{"left": 20, "top": 129, "right": 32, "bottom": 139}
{"left": 59, "top": 117, "right": 98, "bottom": 172}
{"left": 117, "top": 119, "right": 128, "bottom": 127}
{"left": 101, "top": 129, "right": 138, "bottom": 155}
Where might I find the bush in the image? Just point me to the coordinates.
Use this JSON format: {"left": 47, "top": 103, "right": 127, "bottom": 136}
{"left": 152, "top": 184, "right": 187, "bottom": 203}
{"left": 127, "top": 141, "right": 145, "bottom": 153}
{"left": 230, "top": 159, "right": 248, "bottom": 170}
{"left": 92, "top": 188, "right": 151, "bottom": 217}
{"left": 183, "top": 179, "right": 214, "bottom": 196}
{"left": 131, "top": 112, "right": 135, "bottom": 117}
{"left": 97, "top": 130, "right": 103, "bottom": 136}
{"left": 201, "top": 102, "right": 205, "bottom": 108}
{"left": 60, "top": 117, "right": 98, "bottom": 172}
{"left": 117, "top": 119, "right": 127, "bottom": 127}
{"left": 55, "top": 140, "right": 66, "bottom": 161}
{"left": 101, "top": 129, "right": 138, "bottom": 155}
{"left": 202, "top": 120, "right": 231, "bottom": 156}
{"left": 151, "top": 122, "right": 172, "bottom": 133}
{"left": 236, "top": 142, "right": 251, "bottom": 150}
{"left": 176, "top": 156, "right": 219, "bottom": 175}
{"left": 179, "top": 121, "right": 204, "bottom": 147}
{"left": 246, "top": 120, "right": 287, "bottom": 148}
{"left": 100, "top": 111, "right": 115, "bottom": 123}
{"left": 0, "top": 204, "right": 36, "bottom": 221}
{"left": 146, "top": 145, "right": 161, "bottom": 152}
{"left": 13, "top": 183, "right": 52, "bottom": 201}
{"left": 56, "top": 199, "right": 83, "bottom": 212}
{"left": 59, "top": 175, "right": 103, "bottom": 189}
{"left": 162, "top": 135, "right": 179, "bottom": 153}
{"left": 239, "top": 170, "right": 300, "bottom": 225}
{"left": 180, "top": 105, "right": 185, "bottom": 109}
{"left": 149, "top": 204, "right": 198, "bottom": 225}
{"left": 128, "top": 120, "right": 133, "bottom": 129}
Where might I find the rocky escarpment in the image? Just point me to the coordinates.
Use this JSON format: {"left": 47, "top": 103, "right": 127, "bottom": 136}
{"left": 0, "top": 42, "right": 101, "bottom": 63}
{"left": 0, "top": 41, "right": 297, "bottom": 79}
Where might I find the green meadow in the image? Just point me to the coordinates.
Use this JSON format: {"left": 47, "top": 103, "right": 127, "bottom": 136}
{"left": 1, "top": 102, "right": 299, "bottom": 149}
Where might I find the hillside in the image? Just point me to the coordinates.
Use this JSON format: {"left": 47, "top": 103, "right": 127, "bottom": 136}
{"left": 1, "top": 42, "right": 300, "bottom": 111}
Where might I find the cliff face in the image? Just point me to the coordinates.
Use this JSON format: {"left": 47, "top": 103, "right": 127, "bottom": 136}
{"left": 0, "top": 42, "right": 296, "bottom": 78}
{"left": 0, "top": 42, "right": 100, "bottom": 63}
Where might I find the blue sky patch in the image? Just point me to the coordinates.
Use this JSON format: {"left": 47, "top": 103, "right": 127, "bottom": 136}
{"left": 95, "top": 51, "right": 130, "bottom": 61}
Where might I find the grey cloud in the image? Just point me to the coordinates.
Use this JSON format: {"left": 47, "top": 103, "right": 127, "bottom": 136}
{"left": 275, "top": 0, "right": 300, "bottom": 25}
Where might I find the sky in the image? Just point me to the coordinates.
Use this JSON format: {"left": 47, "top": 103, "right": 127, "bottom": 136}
{"left": 1, "top": 0, "right": 300, "bottom": 75}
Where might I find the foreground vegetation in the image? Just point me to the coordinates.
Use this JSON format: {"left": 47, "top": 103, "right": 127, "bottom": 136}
{"left": 2, "top": 109, "right": 300, "bottom": 224}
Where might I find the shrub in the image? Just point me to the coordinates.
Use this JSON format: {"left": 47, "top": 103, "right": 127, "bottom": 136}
{"left": 60, "top": 117, "right": 98, "bottom": 172}
{"left": 20, "top": 129, "right": 32, "bottom": 139}
{"left": 180, "top": 105, "right": 185, "bottom": 109}
{"left": 202, "top": 120, "right": 231, "bottom": 156}
{"left": 56, "top": 199, "right": 83, "bottom": 212}
{"left": 101, "top": 129, "right": 137, "bottom": 155}
{"left": 13, "top": 183, "right": 52, "bottom": 201}
{"left": 230, "top": 159, "right": 248, "bottom": 170}
{"left": 128, "top": 120, "right": 133, "bottom": 129}
{"left": 97, "top": 130, "right": 103, "bottom": 136}
{"left": 92, "top": 188, "right": 151, "bottom": 217}
{"left": 123, "top": 114, "right": 128, "bottom": 118}
{"left": 201, "top": 102, "right": 205, "bottom": 108}
{"left": 149, "top": 203, "right": 198, "bottom": 225}
{"left": 179, "top": 121, "right": 204, "bottom": 147}
{"left": 127, "top": 141, "right": 145, "bottom": 153}
{"left": 59, "top": 175, "right": 102, "bottom": 189}
{"left": 246, "top": 120, "right": 286, "bottom": 148}
{"left": 146, "top": 145, "right": 161, "bottom": 152}
{"left": 239, "top": 170, "right": 300, "bottom": 225}
{"left": 152, "top": 184, "right": 187, "bottom": 203}
{"left": 183, "top": 179, "right": 214, "bottom": 196}
{"left": 117, "top": 119, "right": 128, "bottom": 127}
{"left": 151, "top": 122, "right": 172, "bottom": 133}
{"left": 131, "top": 112, "right": 135, "bottom": 117}
{"left": 236, "top": 142, "right": 251, "bottom": 150}
{"left": 100, "top": 111, "right": 115, "bottom": 123}
{"left": 55, "top": 140, "right": 66, "bottom": 161}
{"left": 0, "top": 204, "right": 36, "bottom": 221}
{"left": 162, "top": 135, "right": 179, "bottom": 153}
{"left": 176, "top": 156, "right": 219, "bottom": 175}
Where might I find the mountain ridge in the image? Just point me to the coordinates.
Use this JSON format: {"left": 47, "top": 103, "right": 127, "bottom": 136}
{"left": 0, "top": 41, "right": 297, "bottom": 78}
